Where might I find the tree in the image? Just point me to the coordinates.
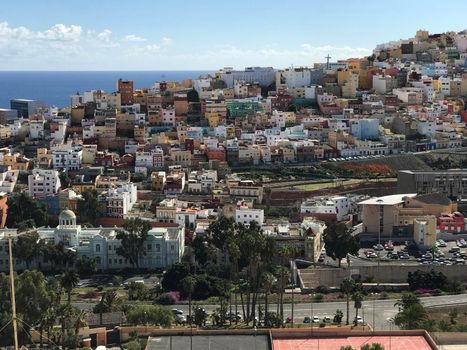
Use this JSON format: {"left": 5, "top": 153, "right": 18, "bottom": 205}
{"left": 116, "top": 218, "right": 152, "bottom": 270}
{"left": 394, "top": 293, "right": 421, "bottom": 312}
{"left": 76, "top": 189, "right": 99, "bottom": 225}
{"left": 6, "top": 192, "right": 48, "bottom": 228}
{"left": 341, "top": 278, "right": 355, "bottom": 325}
{"left": 193, "top": 306, "right": 208, "bottom": 327}
{"left": 334, "top": 309, "right": 344, "bottom": 324}
{"left": 126, "top": 305, "right": 173, "bottom": 327}
{"left": 61, "top": 269, "right": 80, "bottom": 304}
{"left": 59, "top": 171, "right": 71, "bottom": 189}
{"left": 361, "top": 344, "right": 385, "bottom": 350}
{"left": 94, "top": 290, "right": 120, "bottom": 325}
{"left": 76, "top": 256, "right": 97, "bottom": 275}
{"left": 13, "top": 231, "right": 43, "bottom": 269}
{"left": 161, "top": 263, "right": 190, "bottom": 291}
{"left": 182, "top": 276, "right": 197, "bottom": 328}
{"left": 393, "top": 293, "right": 430, "bottom": 330}
{"left": 340, "top": 347, "right": 355, "bottom": 350}
{"left": 352, "top": 290, "right": 364, "bottom": 324}
{"left": 323, "top": 222, "right": 359, "bottom": 267}
{"left": 262, "top": 272, "right": 277, "bottom": 319}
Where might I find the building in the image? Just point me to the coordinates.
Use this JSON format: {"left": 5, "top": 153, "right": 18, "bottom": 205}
{"left": 53, "top": 144, "right": 83, "bottom": 171}
{"left": 0, "top": 209, "right": 185, "bottom": 271}
{"left": 0, "top": 109, "right": 18, "bottom": 124}
{"left": 10, "top": 99, "right": 43, "bottom": 118}
{"left": 117, "top": 79, "right": 134, "bottom": 105}
{"left": 227, "top": 178, "right": 263, "bottom": 203}
{"left": 300, "top": 196, "right": 353, "bottom": 222}
{"left": 235, "top": 205, "right": 264, "bottom": 226}
{"left": 359, "top": 193, "right": 454, "bottom": 244}
{"left": 216, "top": 67, "right": 276, "bottom": 88}
{"left": 28, "top": 169, "right": 61, "bottom": 199}
{"left": 398, "top": 169, "right": 467, "bottom": 199}
{"left": 0, "top": 170, "right": 18, "bottom": 193}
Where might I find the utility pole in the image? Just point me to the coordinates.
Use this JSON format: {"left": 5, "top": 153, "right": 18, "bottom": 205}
{"left": 8, "top": 236, "right": 19, "bottom": 350}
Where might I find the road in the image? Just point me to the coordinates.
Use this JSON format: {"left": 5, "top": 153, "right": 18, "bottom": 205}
{"left": 73, "top": 293, "right": 467, "bottom": 330}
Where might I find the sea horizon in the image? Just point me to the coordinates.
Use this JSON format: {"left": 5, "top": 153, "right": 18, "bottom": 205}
{"left": 0, "top": 70, "right": 213, "bottom": 108}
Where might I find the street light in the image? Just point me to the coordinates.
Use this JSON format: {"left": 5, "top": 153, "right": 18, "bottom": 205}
{"left": 386, "top": 317, "right": 393, "bottom": 350}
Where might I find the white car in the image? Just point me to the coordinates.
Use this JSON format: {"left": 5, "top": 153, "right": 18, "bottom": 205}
{"left": 354, "top": 316, "right": 363, "bottom": 324}
{"left": 312, "top": 316, "right": 320, "bottom": 323}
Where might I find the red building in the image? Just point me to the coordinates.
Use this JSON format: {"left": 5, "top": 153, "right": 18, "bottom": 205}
{"left": 117, "top": 79, "right": 134, "bottom": 105}
{"left": 206, "top": 148, "right": 226, "bottom": 162}
{"left": 437, "top": 212, "right": 466, "bottom": 233}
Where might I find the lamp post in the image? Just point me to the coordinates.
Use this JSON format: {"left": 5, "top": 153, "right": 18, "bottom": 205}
{"left": 386, "top": 317, "right": 393, "bottom": 350}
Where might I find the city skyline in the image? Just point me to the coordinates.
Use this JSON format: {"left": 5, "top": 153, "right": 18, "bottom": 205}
{"left": 1, "top": 0, "right": 466, "bottom": 70}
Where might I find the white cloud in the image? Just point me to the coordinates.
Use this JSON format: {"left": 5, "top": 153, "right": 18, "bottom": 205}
{"left": 0, "top": 22, "right": 82, "bottom": 42}
{"left": 97, "top": 29, "right": 112, "bottom": 42}
{"left": 161, "top": 37, "right": 172, "bottom": 46}
{"left": 122, "top": 34, "right": 147, "bottom": 42}
{"left": 0, "top": 21, "right": 373, "bottom": 70}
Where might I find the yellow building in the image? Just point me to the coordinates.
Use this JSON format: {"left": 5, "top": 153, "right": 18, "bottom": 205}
{"left": 151, "top": 171, "right": 166, "bottom": 191}
{"left": 0, "top": 125, "right": 12, "bottom": 140}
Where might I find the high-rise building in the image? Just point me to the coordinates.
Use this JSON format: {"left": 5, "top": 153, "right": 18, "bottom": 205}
{"left": 10, "top": 99, "right": 44, "bottom": 118}
{"left": 117, "top": 79, "right": 134, "bottom": 105}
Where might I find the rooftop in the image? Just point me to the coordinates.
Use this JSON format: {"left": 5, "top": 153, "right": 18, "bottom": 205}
{"left": 359, "top": 193, "right": 417, "bottom": 206}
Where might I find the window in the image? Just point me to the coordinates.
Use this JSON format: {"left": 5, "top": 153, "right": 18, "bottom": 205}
{"left": 95, "top": 244, "right": 101, "bottom": 253}
{"left": 171, "top": 245, "right": 175, "bottom": 251}
{"left": 156, "top": 244, "right": 161, "bottom": 252}
{"left": 96, "top": 257, "right": 101, "bottom": 264}
{"left": 148, "top": 244, "right": 152, "bottom": 251}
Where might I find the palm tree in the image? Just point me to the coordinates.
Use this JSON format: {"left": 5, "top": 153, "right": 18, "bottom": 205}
{"left": 352, "top": 291, "right": 364, "bottom": 325}
{"left": 341, "top": 278, "right": 355, "bottom": 325}
{"left": 60, "top": 269, "right": 80, "bottom": 304}
{"left": 182, "top": 276, "right": 197, "bottom": 327}
{"left": 262, "top": 272, "right": 277, "bottom": 320}
{"left": 95, "top": 290, "right": 119, "bottom": 325}
{"left": 393, "top": 303, "right": 428, "bottom": 329}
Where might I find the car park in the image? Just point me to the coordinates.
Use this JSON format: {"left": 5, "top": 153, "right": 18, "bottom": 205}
{"left": 373, "top": 244, "right": 384, "bottom": 251}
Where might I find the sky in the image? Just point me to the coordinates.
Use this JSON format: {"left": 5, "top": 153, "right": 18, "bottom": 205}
{"left": 1, "top": 0, "right": 466, "bottom": 71}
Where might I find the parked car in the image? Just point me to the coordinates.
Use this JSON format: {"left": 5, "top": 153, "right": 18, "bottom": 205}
{"left": 312, "top": 316, "right": 320, "bottom": 323}
{"left": 354, "top": 316, "right": 363, "bottom": 325}
{"left": 303, "top": 316, "right": 312, "bottom": 323}
{"left": 437, "top": 239, "right": 447, "bottom": 248}
{"left": 323, "top": 316, "right": 331, "bottom": 323}
{"left": 373, "top": 244, "right": 384, "bottom": 251}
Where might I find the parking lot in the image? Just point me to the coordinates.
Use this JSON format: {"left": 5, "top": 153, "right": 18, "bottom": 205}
{"left": 353, "top": 238, "right": 467, "bottom": 266}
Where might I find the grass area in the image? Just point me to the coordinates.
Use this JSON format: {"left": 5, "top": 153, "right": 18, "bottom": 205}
{"left": 428, "top": 305, "right": 467, "bottom": 325}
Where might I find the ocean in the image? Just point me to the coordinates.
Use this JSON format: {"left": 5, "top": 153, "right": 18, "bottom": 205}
{"left": 0, "top": 71, "right": 211, "bottom": 108}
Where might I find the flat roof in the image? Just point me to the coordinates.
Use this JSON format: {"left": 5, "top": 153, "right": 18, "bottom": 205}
{"left": 273, "top": 335, "right": 433, "bottom": 350}
{"left": 146, "top": 335, "right": 270, "bottom": 350}
{"left": 358, "top": 193, "right": 417, "bottom": 206}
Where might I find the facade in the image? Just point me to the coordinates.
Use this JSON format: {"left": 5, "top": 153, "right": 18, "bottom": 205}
{"left": 216, "top": 67, "right": 276, "bottom": 88}
{"left": 398, "top": 169, "right": 467, "bottom": 199}
{"left": 117, "top": 79, "right": 134, "bottom": 105}
{"left": 235, "top": 205, "right": 264, "bottom": 226}
{"left": 28, "top": 169, "right": 61, "bottom": 199}
{"left": 0, "top": 210, "right": 185, "bottom": 271}
{"left": 52, "top": 144, "right": 83, "bottom": 171}
{"left": 10, "top": 99, "right": 43, "bottom": 118}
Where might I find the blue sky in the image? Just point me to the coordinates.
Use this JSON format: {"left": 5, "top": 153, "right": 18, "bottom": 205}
{"left": 1, "top": 0, "right": 466, "bottom": 70}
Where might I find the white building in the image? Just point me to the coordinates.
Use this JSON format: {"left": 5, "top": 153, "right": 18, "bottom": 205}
{"left": 28, "top": 169, "right": 61, "bottom": 199}
{"left": 161, "top": 108, "right": 176, "bottom": 126}
{"left": 104, "top": 183, "right": 138, "bottom": 218}
{"left": 0, "top": 209, "right": 185, "bottom": 271}
{"left": 52, "top": 143, "right": 83, "bottom": 171}
{"left": 0, "top": 170, "right": 18, "bottom": 193}
{"left": 235, "top": 205, "right": 264, "bottom": 226}
{"left": 301, "top": 195, "right": 352, "bottom": 222}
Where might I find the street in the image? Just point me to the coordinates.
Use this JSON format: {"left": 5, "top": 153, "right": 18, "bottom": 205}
{"left": 73, "top": 293, "right": 467, "bottom": 330}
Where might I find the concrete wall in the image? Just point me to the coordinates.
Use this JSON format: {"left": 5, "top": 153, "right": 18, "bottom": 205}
{"left": 299, "top": 264, "right": 467, "bottom": 289}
